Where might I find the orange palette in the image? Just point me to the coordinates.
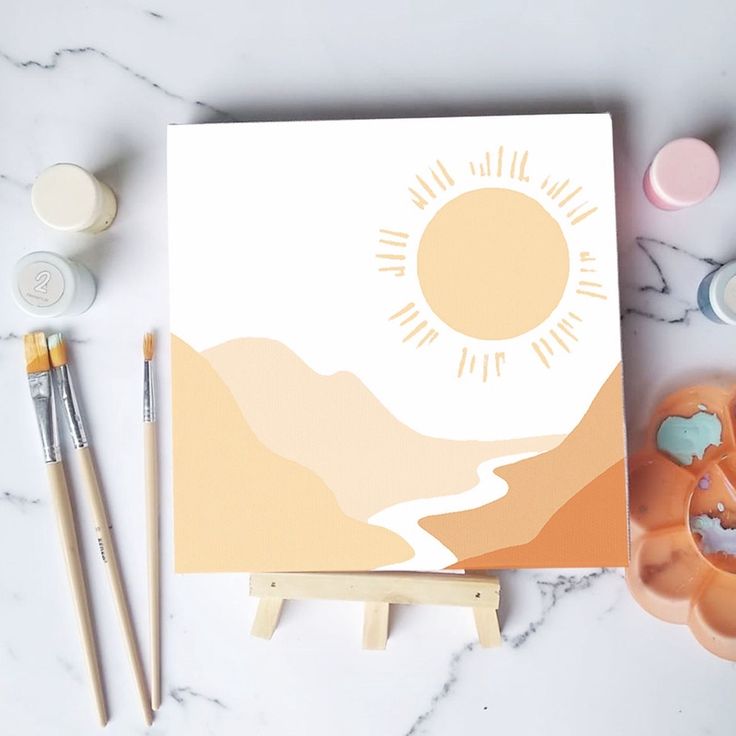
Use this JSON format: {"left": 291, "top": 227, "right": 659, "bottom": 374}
{"left": 627, "top": 384, "right": 736, "bottom": 660}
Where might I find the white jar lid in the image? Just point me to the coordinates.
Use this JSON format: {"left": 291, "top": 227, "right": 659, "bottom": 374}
{"left": 12, "top": 251, "right": 91, "bottom": 317}
{"left": 31, "top": 164, "right": 110, "bottom": 232}
{"left": 708, "top": 261, "right": 736, "bottom": 325}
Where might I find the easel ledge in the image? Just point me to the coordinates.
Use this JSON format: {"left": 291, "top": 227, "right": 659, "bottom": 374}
{"left": 249, "top": 571, "right": 501, "bottom": 650}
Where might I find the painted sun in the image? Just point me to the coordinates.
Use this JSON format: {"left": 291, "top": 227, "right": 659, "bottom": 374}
{"left": 376, "top": 146, "right": 607, "bottom": 379}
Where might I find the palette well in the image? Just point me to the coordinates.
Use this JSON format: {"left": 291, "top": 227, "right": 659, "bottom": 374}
{"left": 627, "top": 384, "right": 736, "bottom": 660}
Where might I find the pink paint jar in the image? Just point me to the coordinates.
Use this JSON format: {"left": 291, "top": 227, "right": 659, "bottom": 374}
{"left": 643, "top": 138, "right": 720, "bottom": 210}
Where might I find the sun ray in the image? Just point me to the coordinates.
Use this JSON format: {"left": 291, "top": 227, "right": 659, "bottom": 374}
{"left": 378, "top": 266, "right": 405, "bottom": 276}
{"left": 579, "top": 280, "right": 603, "bottom": 288}
{"left": 495, "top": 352, "right": 505, "bottom": 377}
{"left": 417, "top": 329, "right": 437, "bottom": 348}
{"left": 540, "top": 175, "right": 549, "bottom": 189}
{"left": 389, "top": 303, "right": 414, "bottom": 320}
{"left": 577, "top": 289, "right": 607, "bottom": 300}
{"left": 532, "top": 342, "right": 550, "bottom": 369}
{"left": 566, "top": 201, "right": 587, "bottom": 217}
{"left": 486, "top": 151, "right": 491, "bottom": 177}
{"left": 409, "top": 187, "right": 428, "bottom": 210}
{"left": 379, "top": 239, "right": 407, "bottom": 247}
{"left": 479, "top": 163, "right": 486, "bottom": 176}
{"left": 435, "top": 160, "right": 454, "bottom": 186}
{"left": 469, "top": 355, "right": 476, "bottom": 373}
{"left": 550, "top": 328, "right": 570, "bottom": 352}
{"left": 558, "top": 321, "right": 579, "bottom": 342}
{"left": 469, "top": 161, "right": 476, "bottom": 175}
{"left": 569, "top": 311, "right": 583, "bottom": 322}
{"left": 431, "top": 167, "right": 447, "bottom": 191}
{"left": 429, "top": 331, "right": 439, "bottom": 345}
{"left": 518, "top": 151, "right": 529, "bottom": 182}
{"left": 550, "top": 179, "right": 570, "bottom": 200}
{"left": 399, "top": 310, "right": 419, "bottom": 326}
{"left": 580, "top": 267, "right": 597, "bottom": 273}
{"left": 496, "top": 146, "right": 504, "bottom": 177}
{"left": 375, "top": 253, "right": 405, "bottom": 260}
{"left": 379, "top": 228, "right": 409, "bottom": 239}
{"left": 403, "top": 320, "right": 427, "bottom": 343}
{"left": 540, "top": 337, "right": 554, "bottom": 355}
{"left": 579, "top": 251, "right": 596, "bottom": 262}
{"left": 482, "top": 354, "right": 489, "bottom": 383}
{"left": 457, "top": 348, "right": 468, "bottom": 378}
{"left": 571, "top": 206, "right": 598, "bottom": 226}
{"left": 559, "top": 186, "right": 581, "bottom": 207}
{"left": 416, "top": 175, "right": 436, "bottom": 200}
{"left": 510, "top": 151, "right": 518, "bottom": 179}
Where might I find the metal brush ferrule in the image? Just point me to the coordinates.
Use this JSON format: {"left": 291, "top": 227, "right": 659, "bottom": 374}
{"left": 143, "top": 360, "right": 155, "bottom": 423}
{"left": 28, "top": 372, "right": 60, "bottom": 463}
{"left": 53, "top": 364, "right": 88, "bottom": 449}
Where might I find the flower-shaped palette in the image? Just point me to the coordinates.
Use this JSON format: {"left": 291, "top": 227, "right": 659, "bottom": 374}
{"left": 627, "top": 385, "right": 736, "bottom": 660}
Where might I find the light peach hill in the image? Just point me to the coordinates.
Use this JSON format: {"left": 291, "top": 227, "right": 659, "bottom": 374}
{"left": 172, "top": 336, "right": 413, "bottom": 572}
{"left": 203, "top": 338, "right": 564, "bottom": 522}
{"left": 420, "top": 364, "right": 626, "bottom": 563}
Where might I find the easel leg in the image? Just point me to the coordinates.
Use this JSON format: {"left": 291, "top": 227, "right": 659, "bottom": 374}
{"left": 251, "top": 597, "right": 284, "bottom": 639}
{"left": 473, "top": 607, "right": 501, "bottom": 648}
{"left": 362, "top": 601, "right": 390, "bottom": 650}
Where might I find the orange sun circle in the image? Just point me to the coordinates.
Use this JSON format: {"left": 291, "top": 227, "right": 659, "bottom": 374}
{"left": 417, "top": 188, "right": 570, "bottom": 340}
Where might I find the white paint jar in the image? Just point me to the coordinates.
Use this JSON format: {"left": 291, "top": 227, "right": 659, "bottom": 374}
{"left": 31, "top": 163, "right": 117, "bottom": 233}
{"left": 12, "top": 251, "right": 96, "bottom": 317}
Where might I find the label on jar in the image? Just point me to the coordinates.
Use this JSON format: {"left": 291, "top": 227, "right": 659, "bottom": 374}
{"left": 724, "top": 275, "right": 736, "bottom": 313}
{"left": 17, "top": 260, "right": 65, "bottom": 308}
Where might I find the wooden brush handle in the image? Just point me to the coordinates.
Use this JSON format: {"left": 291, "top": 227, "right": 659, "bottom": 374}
{"left": 46, "top": 461, "right": 107, "bottom": 726}
{"left": 144, "top": 421, "right": 160, "bottom": 710}
{"left": 76, "top": 446, "right": 153, "bottom": 726}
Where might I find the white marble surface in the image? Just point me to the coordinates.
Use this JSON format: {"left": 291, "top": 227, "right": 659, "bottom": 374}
{"left": 1, "top": 1, "right": 736, "bottom": 734}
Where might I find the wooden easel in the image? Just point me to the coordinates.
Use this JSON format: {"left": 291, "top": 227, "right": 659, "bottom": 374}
{"left": 249, "top": 572, "right": 501, "bottom": 650}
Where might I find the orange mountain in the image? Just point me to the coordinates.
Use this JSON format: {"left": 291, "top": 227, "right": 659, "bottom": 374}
{"left": 419, "top": 364, "right": 628, "bottom": 567}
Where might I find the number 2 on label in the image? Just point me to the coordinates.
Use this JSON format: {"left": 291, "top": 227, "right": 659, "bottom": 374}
{"left": 34, "top": 270, "right": 51, "bottom": 294}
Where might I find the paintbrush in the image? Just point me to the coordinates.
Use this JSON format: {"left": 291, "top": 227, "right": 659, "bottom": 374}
{"left": 143, "top": 332, "right": 160, "bottom": 710}
{"left": 48, "top": 333, "right": 153, "bottom": 726}
{"left": 24, "top": 332, "right": 107, "bottom": 726}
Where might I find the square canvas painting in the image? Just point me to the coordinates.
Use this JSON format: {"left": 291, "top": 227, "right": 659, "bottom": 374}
{"left": 168, "top": 114, "right": 628, "bottom": 572}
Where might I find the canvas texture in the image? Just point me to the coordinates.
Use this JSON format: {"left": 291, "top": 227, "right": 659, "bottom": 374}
{"left": 167, "top": 114, "right": 628, "bottom": 572}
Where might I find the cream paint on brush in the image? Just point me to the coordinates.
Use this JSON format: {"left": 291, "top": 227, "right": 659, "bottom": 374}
{"left": 24, "top": 332, "right": 107, "bottom": 726}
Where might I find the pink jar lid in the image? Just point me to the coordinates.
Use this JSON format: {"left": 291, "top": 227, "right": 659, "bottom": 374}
{"left": 643, "top": 138, "right": 720, "bottom": 210}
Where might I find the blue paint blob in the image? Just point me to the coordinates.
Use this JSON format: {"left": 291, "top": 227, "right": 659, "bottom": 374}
{"left": 656, "top": 411, "right": 722, "bottom": 466}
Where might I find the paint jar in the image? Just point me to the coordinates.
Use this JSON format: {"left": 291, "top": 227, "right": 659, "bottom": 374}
{"left": 697, "top": 261, "right": 736, "bottom": 325}
{"left": 12, "top": 251, "right": 96, "bottom": 318}
{"left": 643, "top": 138, "right": 720, "bottom": 210}
{"left": 32, "top": 163, "right": 117, "bottom": 233}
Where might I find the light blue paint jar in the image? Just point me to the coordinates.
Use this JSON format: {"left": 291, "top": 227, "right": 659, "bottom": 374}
{"left": 697, "top": 261, "right": 736, "bottom": 325}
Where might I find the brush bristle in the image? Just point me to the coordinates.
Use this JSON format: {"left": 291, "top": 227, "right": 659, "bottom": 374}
{"left": 47, "top": 333, "right": 68, "bottom": 368}
{"left": 143, "top": 332, "right": 154, "bottom": 361}
{"left": 24, "top": 332, "right": 50, "bottom": 374}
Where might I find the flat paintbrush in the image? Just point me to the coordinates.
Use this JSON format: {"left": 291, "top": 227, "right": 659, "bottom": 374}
{"left": 24, "top": 332, "right": 107, "bottom": 726}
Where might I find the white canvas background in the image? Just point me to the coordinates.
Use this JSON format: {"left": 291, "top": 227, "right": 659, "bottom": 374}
{"left": 168, "top": 114, "right": 621, "bottom": 442}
